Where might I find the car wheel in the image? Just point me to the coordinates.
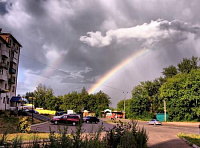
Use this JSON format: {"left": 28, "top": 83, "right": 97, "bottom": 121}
{"left": 55, "top": 121, "right": 58, "bottom": 125}
{"left": 95, "top": 121, "right": 97, "bottom": 124}
{"left": 72, "top": 122, "right": 76, "bottom": 126}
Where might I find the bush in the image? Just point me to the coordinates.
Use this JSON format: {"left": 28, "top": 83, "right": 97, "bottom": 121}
{"left": 18, "top": 117, "right": 31, "bottom": 133}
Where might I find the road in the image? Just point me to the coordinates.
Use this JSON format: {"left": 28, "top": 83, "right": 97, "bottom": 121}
{"left": 137, "top": 121, "right": 198, "bottom": 148}
{"left": 31, "top": 119, "right": 199, "bottom": 148}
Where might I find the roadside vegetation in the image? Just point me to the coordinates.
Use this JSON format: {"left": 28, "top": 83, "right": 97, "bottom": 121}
{"left": 178, "top": 133, "right": 200, "bottom": 147}
{"left": 117, "top": 56, "right": 200, "bottom": 121}
{"left": 0, "top": 120, "right": 148, "bottom": 148}
{"left": 0, "top": 111, "right": 41, "bottom": 134}
{"left": 26, "top": 87, "right": 111, "bottom": 116}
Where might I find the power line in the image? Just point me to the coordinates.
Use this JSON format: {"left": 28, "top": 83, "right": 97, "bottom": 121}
{"left": 20, "top": 54, "right": 130, "bottom": 93}
{"left": 20, "top": 54, "right": 69, "bottom": 75}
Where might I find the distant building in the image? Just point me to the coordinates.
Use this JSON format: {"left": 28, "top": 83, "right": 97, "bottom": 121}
{"left": 0, "top": 28, "right": 22, "bottom": 110}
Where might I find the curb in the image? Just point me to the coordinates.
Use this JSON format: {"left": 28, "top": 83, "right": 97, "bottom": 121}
{"left": 31, "top": 121, "right": 49, "bottom": 127}
{"left": 182, "top": 138, "right": 200, "bottom": 148}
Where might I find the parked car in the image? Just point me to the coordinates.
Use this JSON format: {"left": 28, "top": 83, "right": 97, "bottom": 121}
{"left": 66, "top": 114, "right": 81, "bottom": 126}
{"left": 83, "top": 116, "right": 99, "bottom": 124}
{"left": 51, "top": 114, "right": 81, "bottom": 126}
{"left": 50, "top": 114, "right": 68, "bottom": 125}
{"left": 27, "top": 109, "right": 39, "bottom": 114}
{"left": 55, "top": 111, "right": 67, "bottom": 116}
{"left": 147, "top": 119, "right": 162, "bottom": 125}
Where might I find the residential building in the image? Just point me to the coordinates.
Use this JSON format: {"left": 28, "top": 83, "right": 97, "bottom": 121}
{"left": 0, "top": 28, "right": 22, "bottom": 110}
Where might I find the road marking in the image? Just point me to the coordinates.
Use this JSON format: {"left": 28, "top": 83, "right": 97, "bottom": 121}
{"left": 31, "top": 121, "right": 49, "bottom": 127}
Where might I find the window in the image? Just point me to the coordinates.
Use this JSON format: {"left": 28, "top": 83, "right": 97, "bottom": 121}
{"left": 12, "top": 86, "right": 15, "bottom": 92}
{"left": 5, "top": 84, "right": 7, "bottom": 89}
{"left": 7, "top": 97, "right": 9, "bottom": 104}
{"left": 2, "top": 58, "right": 5, "bottom": 63}
{"left": 0, "top": 69, "right": 3, "bottom": 75}
{"left": 3, "top": 97, "right": 5, "bottom": 103}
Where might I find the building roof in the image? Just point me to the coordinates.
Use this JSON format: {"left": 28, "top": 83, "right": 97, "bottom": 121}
{"left": 10, "top": 96, "right": 22, "bottom": 102}
{"left": 0, "top": 33, "right": 22, "bottom": 47}
{"left": 0, "top": 36, "right": 10, "bottom": 46}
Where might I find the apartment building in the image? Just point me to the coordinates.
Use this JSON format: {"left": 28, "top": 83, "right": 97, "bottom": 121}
{"left": 0, "top": 28, "right": 22, "bottom": 110}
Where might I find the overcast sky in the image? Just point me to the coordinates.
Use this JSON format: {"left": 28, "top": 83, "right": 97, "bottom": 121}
{"left": 0, "top": 0, "right": 200, "bottom": 107}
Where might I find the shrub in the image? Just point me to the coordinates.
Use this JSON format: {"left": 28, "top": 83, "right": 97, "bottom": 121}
{"left": 18, "top": 117, "right": 31, "bottom": 133}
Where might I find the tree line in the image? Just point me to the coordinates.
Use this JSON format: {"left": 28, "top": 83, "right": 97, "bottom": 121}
{"left": 25, "top": 86, "right": 111, "bottom": 116}
{"left": 117, "top": 56, "right": 200, "bottom": 121}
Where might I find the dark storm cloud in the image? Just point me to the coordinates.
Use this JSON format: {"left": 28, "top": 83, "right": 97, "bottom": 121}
{"left": 0, "top": 2, "right": 8, "bottom": 15}
{"left": 1, "top": 0, "right": 200, "bottom": 107}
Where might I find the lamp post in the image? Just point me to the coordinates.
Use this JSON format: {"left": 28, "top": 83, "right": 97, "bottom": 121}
{"left": 123, "top": 91, "right": 128, "bottom": 119}
{"left": 29, "top": 97, "right": 35, "bottom": 123}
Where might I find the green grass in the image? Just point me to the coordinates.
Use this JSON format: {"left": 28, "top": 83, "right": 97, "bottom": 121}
{"left": 178, "top": 133, "right": 200, "bottom": 146}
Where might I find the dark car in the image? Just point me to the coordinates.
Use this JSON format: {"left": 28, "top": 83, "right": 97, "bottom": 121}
{"left": 27, "top": 109, "right": 39, "bottom": 114}
{"left": 55, "top": 111, "right": 67, "bottom": 116}
{"left": 83, "top": 116, "right": 99, "bottom": 124}
{"left": 50, "top": 114, "right": 68, "bottom": 125}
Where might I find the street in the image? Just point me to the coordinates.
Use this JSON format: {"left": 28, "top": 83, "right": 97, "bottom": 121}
{"left": 31, "top": 119, "right": 199, "bottom": 148}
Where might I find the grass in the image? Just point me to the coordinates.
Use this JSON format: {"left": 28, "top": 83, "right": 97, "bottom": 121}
{"left": 1, "top": 133, "right": 52, "bottom": 141}
{"left": 178, "top": 133, "right": 200, "bottom": 146}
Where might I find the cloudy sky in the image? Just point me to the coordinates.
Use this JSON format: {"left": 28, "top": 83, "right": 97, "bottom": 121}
{"left": 0, "top": 0, "right": 200, "bottom": 107}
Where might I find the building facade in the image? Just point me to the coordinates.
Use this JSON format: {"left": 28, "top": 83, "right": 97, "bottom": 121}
{"left": 0, "top": 28, "right": 22, "bottom": 110}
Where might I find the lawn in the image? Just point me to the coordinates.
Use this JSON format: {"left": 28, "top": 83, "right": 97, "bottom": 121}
{"left": 178, "top": 133, "right": 200, "bottom": 146}
{"left": 1, "top": 133, "right": 52, "bottom": 141}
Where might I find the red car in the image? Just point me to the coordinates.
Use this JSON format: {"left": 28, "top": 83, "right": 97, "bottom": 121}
{"left": 50, "top": 114, "right": 81, "bottom": 126}
{"left": 50, "top": 114, "right": 68, "bottom": 125}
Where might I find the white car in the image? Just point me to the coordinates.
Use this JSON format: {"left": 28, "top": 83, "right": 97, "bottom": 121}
{"left": 147, "top": 119, "right": 162, "bottom": 125}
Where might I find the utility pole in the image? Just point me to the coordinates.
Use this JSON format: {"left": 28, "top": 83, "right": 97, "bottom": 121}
{"left": 164, "top": 99, "right": 166, "bottom": 122}
{"left": 123, "top": 91, "right": 128, "bottom": 119}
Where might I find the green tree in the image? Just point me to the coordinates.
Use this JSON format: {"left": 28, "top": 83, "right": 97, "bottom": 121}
{"left": 178, "top": 56, "right": 199, "bottom": 73}
{"left": 33, "top": 84, "right": 54, "bottom": 109}
{"left": 162, "top": 65, "right": 177, "bottom": 78}
{"left": 160, "top": 69, "right": 200, "bottom": 121}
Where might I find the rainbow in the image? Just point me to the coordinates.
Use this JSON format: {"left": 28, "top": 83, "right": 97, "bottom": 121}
{"left": 88, "top": 48, "right": 149, "bottom": 94}
{"left": 33, "top": 57, "right": 63, "bottom": 87}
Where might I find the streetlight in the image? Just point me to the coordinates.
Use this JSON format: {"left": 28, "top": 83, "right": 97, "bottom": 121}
{"left": 123, "top": 91, "right": 128, "bottom": 119}
{"left": 29, "top": 97, "right": 36, "bottom": 123}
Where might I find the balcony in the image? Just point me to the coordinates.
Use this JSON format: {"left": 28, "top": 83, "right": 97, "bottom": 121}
{"left": 0, "top": 74, "right": 7, "bottom": 81}
{"left": 0, "top": 63, "right": 8, "bottom": 69}
{"left": 9, "top": 68, "right": 16, "bottom": 74}
{"left": 10, "top": 57, "right": 17, "bottom": 64}
{"left": 8, "top": 77, "right": 15, "bottom": 84}
{"left": 1, "top": 50, "right": 9, "bottom": 58}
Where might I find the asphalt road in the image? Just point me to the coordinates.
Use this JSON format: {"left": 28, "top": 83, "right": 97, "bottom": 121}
{"left": 31, "top": 119, "right": 199, "bottom": 148}
{"left": 137, "top": 121, "right": 197, "bottom": 148}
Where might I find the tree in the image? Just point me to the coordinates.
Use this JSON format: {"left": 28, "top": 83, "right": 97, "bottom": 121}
{"left": 33, "top": 84, "right": 54, "bottom": 109}
{"left": 162, "top": 65, "right": 177, "bottom": 78}
{"left": 177, "top": 56, "right": 199, "bottom": 73}
{"left": 160, "top": 69, "right": 200, "bottom": 121}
